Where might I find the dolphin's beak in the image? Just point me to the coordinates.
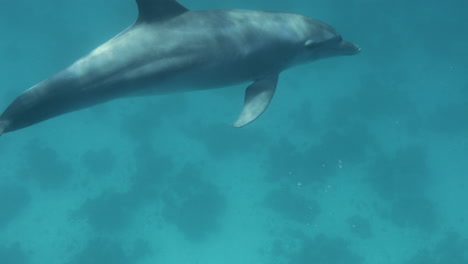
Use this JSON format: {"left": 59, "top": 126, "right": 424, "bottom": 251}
{"left": 338, "top": 40, "right": 361, "bottom": 55}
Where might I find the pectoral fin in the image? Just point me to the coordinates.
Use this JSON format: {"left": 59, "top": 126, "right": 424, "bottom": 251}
{"left": 233, "top": 74, "right": 279, "bottom": 128}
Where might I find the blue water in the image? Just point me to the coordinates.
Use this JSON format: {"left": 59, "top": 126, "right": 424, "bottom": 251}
{"left": 1, "top": 0, "right": 467, "bottom": 263}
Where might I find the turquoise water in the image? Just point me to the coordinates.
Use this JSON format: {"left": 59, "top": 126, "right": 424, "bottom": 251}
{"left": 1, "top": 0, "right": 467, "bottom": 263}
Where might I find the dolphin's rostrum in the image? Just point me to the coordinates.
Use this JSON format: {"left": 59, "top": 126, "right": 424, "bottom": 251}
{"left": 0, "top": 0, "right": 360, "bottom": 136}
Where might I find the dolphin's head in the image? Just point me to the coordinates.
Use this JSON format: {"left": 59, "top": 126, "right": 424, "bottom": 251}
{"left": 295, "top": 17, "right": 360, "bottom": 63}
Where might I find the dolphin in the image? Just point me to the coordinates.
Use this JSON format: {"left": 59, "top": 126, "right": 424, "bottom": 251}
{"left": 0, "top": 0, "right": 360, "bottom": 136}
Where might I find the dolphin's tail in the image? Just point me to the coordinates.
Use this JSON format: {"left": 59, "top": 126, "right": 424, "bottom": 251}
{"left": 0, "top": 118, "right": 8, "bottom": 136}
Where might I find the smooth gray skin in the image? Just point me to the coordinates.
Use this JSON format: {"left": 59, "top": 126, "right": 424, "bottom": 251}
{"left": 0, "top": 0, "right": 360, "bottom": 135}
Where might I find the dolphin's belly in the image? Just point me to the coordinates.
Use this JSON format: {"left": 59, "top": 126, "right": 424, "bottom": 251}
{"left": 136, "top": 59, "right": 259, "bottom": 94}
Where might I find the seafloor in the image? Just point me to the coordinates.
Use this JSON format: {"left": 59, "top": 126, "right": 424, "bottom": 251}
{"left": 0, "top": 1, "right": 467, "bottom": 264}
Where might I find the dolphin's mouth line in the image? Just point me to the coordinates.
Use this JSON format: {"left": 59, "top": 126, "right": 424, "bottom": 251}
{"left": 329, "top": 43, "right": 361, "bottom": 54}
{"left": 339, "top": 40, "right": 361, "bottom": 53}
{"left": 329, "top": 47, "right": 360, "bottom": 53}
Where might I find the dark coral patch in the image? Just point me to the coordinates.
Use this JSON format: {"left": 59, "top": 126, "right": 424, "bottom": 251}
{"left": 0, "top": 184, "right": 30, "bottom": 229}
{"left": 271, "top": 233, "right": 364, "bottom": 264}
{"left": 290, "top": 235, "right": 364, "bottom": 264}
{"left": 67, "top": 239, "right": 150, "bottom": 264}
{"left": 406, "top": 232, "right": 468, "bottom": 264}
{"left": 75, "top": 191, "right": 139, "bottom": 232}
{"left": 19, "top": 141, "right": 73, "bottom": 190}
{"left": 129, "top": 144, "right": 173, "bottom": 203}
{"left": 367, "top": 145, "right": 438, "bottom": 231}
{"left": 161, "top": 165, "right": 226, "bottom": 241}
{"left": 81, "top": 148, "right": 116, "bottom": 176}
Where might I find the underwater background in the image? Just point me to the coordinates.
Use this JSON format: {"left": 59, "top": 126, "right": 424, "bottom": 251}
{"left": 0, "top": 0, "right": 467, "bottom": 263}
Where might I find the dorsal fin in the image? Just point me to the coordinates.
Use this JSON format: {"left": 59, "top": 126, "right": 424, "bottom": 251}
{"left": 136, "top": 0, "right": 188, "bottom": 23}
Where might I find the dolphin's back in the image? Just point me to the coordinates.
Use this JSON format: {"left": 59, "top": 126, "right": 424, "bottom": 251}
{"left": 65, "top": 9, "right": 304, "bottom": 94}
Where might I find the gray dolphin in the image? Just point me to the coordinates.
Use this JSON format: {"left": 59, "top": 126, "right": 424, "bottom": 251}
{"left": 0, "top": 0, "right": 360, "bottom": 136}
